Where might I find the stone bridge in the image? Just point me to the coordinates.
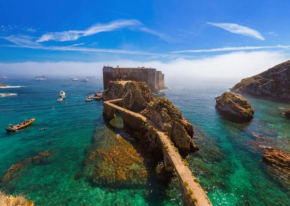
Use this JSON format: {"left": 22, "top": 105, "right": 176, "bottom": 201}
{"left": 103, "top": 99, "right": 212, "bottom": 206}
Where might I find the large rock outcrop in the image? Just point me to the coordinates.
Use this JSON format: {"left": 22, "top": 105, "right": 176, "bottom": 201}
{"left": 83, "top": 134, "right": 147, "bottom": 188}
{"left": 232, "top": 60, "right": 290, "bottom": 100}
{"left": 215, "top": 92, "right": 254, "bottom": 122}
{"left": 141, "top": 98, "right": 199, "bottom": 155}
{"left": 103, "top": 81, "right": 154, "bottom": 112}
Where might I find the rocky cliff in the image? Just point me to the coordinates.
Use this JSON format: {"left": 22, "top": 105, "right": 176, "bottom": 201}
{"left": 232, "top": 60, "right": 290, "bottom": 100}
{"left": 215, "top": 92, "right": 254, "bottom": 122}
{"left": 103, "top": 81, "right": 154, "bottom": 112}
{"left": 141, "top": 98, "right": 198, "bottom": 155}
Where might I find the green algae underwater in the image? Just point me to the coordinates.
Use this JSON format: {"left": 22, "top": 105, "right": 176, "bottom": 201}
{"left": 0, "top": 78, "right": 289, "bottom": 205}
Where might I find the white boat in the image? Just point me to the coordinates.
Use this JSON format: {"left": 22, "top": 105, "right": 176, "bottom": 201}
{"left": 72, "top": 78, "right": 79, "bottom": 81}
{"left": 81, "top": 78, "right": 89, "bottom": 82}
{"left": 85, "top": 95, "right": 93, "bottom": 102}
{"left": 59, "top": 91, "right": 66, "bottom": 99}
{"left": 36, "top": 75, "right": 46, "bottom": 81}
{"left": 57, "top": 98, "right": 63, "bottom": 102}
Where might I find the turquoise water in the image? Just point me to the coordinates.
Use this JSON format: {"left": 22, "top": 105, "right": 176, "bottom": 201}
{"left": 0, "top": 78, "right": 289, "bottom": 205}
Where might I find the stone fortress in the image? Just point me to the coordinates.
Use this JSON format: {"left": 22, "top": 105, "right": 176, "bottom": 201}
{"left": 103, "top": 66, "right": 165, "bottom": 92}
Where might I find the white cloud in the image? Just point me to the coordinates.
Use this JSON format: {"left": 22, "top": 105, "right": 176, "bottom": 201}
{"left": 172, "top": 45, "right": 290, "bottom": 53}
{"left": 37, "top": 19, "right": 170, "bottom": 42}
{"left": 207, "top": 22, "right": 265, "bottom": 40}
{"left": 1, "top": 51, "right": 288, "bottom": 80}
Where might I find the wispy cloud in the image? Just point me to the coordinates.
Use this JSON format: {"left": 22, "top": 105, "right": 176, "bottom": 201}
{"left": 171, "top": 45, "right": 290, "bottom": 54}
{"left": 37, "top": 19, "right": 170, "bottom": 42}
{"left": 207, "top": 22, "right": 265, "bottom": 40}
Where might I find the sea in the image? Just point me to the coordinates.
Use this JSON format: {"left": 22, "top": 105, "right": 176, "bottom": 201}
{"left": 0, "top": 77, "right": 289, "bottom": 206}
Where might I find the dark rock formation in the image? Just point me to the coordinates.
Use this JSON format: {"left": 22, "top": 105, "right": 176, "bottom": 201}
{"left": 141, "top": 97, "right": 199, "bottom": 155}
{"left": 215, "top": 92, "right": 254, "bottom": 122}
{"left": 103, "top": 81, "right": 154, "bottom": 112}
{"left": 232, "top": 60, "right": 290, "bottom": 100}
{"left": 263, "top": 148, "right": 290, "bottom": 179}
{"left": 284, "top": 108, "right": 290, "bottom": 118}
{"left": 1, "top": 150, "right": 53, "bottom": 183}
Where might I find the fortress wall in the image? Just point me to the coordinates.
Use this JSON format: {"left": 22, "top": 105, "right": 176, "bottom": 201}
{"left": 103, "top": 66, "right": 165, "bottom": 92}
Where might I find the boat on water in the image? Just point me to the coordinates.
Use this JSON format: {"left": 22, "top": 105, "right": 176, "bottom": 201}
{"left": 85, "top": 95, "right": 93, "bottom": 102}
{"left": 59, "top": 91, "right": 66, "bottom": 98}
{"left": 57, "top": 98, "right": 63, "bottom": 102}
{"left": 6, "top": 118, "right": 36, "bottom": 132}
{"left": 81, "top": 78, "right": 89, "bottom": 82}
{"left": 72, "top": 78, "right": 79, "bottom": 81}
{"left": 35, "top": 75, "right": 46, "bottom": 81}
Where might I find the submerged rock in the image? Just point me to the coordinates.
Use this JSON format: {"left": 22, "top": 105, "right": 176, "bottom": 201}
{"left": 0, "top": 191, "right": 34, "bottom": 206}
{"left": 263, "top": 148, "right": 290, "bottom": 172}
{"left": 215, "top": 92, "right": 254, "bottom": 122}
{"left": 141, "top": 97, "right": 199, "bottom": 155}
{"left": 232, "top": 60, "right": 290, "bottom": 100}
{"left": 103, "top": 81, "right": 154, "bottom": 112}
{"left": 83, "top": 135, "right": 148, "bottom": 188}
{"left": 284, "top": 108, "right": 290, "bottom": 118}
{"left": 262, "top": 148, "right": 290, "bottom": 183}
{"left": 1, "top": 150, "right": 53, "bottom": 183}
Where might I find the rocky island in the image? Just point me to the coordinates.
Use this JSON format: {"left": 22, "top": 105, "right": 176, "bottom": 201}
{"left": 101, "top": 69, "right": 212, "bottom": 206}
{"left": 215, "top": 92, "right": 254, "bottom": 122}
{"left": 232, "top": 60, "right": 290, "bottom": 100}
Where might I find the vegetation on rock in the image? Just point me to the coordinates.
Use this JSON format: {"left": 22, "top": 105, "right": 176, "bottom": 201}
{"left": 0, "top": 191, "right": 34, "bottom": 206}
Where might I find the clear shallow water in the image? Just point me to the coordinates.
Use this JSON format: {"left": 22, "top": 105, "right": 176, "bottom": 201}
{"left": 0, "top": 78, "right": 289, "bottom": 205}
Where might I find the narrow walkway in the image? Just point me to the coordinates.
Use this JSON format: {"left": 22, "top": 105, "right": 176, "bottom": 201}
{"left": 104, "top": 100, "right": 212, "bottom": 206}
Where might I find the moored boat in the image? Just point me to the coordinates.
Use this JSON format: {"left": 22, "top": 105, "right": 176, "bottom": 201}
{"left": 59, "top": 91, "right": 66, "bottom": 98}
{"left": 6, "top": 118, "right": 36, "bottom": 132}
{"left": 85, "top": 95, "right": 93, "bottom": 102}
{"left": 57, "top": 98, "right": 63, "bottom": 102}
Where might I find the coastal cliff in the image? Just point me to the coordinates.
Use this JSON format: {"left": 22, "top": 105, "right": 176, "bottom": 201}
{"left": 103, "top": 81, "right": 198, "bottom": 157}
{"left": 103, "top": 81, "right": 154, "bottom": 112}
{"left": 232, "top": 60, "right": 290, "bottom": 100}
{"left": 215, "top": 92, "right": 254, "bottom": 122}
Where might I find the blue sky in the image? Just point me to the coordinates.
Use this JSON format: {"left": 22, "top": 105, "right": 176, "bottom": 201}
{"left": 1, "top": 0, "right": 290, "bottom": 78}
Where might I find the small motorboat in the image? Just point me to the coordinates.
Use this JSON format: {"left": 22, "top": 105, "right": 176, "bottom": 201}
{"left": 72, "top": 78, "right": 79, "bottom": 81}
{"left": 59, "top": 91, "right": 66, "bottom": 99}
{"left": 6, "top": 118, "right": 36, "bottom": 132}
{"left": 39, "top": 127, "right": 46, "bottom": 131}
{"left": 85, "top": 95, "right": 93, "bottom": 102}
{"left": 57, "top": 98, "right": 63, "bottom": 102}
{"left": 81, "top": 78, "right": 89, "bottom": 82}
